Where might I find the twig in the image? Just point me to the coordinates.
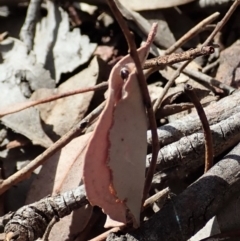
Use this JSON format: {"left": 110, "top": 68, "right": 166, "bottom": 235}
{"left": 4, "top": 185, "right": 87, "bottom": 241}
{"left": 202, "top": 59, "right": 220, "bottom": 73}
{"left": 172, "top": 63, "right": 235, "bottom": 95}
{"left": 203, "top": 0, "right": 240, "bottom": 46}
{"left": 41, "top": 216, "right": 59, "bottom": 241}
{"left": 64, "top": 3, "right": 82, "bottom": 27}
{"left": 1, "top": 186, "right": 168, "bottom": 241}
{"left": 0, "top": 31, "right": 8, "bottom": 42}
{"left": 144, "top": 12, "right": 220, "bottom": 78}
{"left": 0, "top": 101, "right": 106, "bottom": 195}
{"left": 90, "top": 187, "right": 170, "bottom": 241}
{"left": 147, "top": 90, "right": 240, "bottom": 147}
{"left": 153, "top": 60, "right": 191, "bottom": 112}
{"left": 106, "top": 0, "right": 159, "bottom": 203}
{"left": 143, "top": 46, "right": 214, "bottom": 69}
{"left": 146, "top": 111, "right": 240, "bottom": 175}
{"left": 143, "top": 187, "right": 169, "bottom": 209}
{"left": 152, "top": 0, "right": 239, "bottom": 112}
{"left": 20, "top": 0, "right": 42, "bottom": 51}
{"left": 184, "top": 84, "right": 213, "bottom": 172}
{"left": 0, "top": 82, "right": 107, "bottom": 118}
{"left": 165, "top": 12, "right": 220, "bottom": 55}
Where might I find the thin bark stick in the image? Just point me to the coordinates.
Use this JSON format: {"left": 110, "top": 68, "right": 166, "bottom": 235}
{"left": 203, "top": 0, "right": 240, "bottom": 46}
{"left": 165, "top": 12, "right": 220, "bottom": 55}
{"left": 172, "top": 62, "right": 235, "bottom": 95}
{"left": 152, "top": 60, "right": 190, "bottom": 112}
{"left": 0, "top": 101, "right": 106, "bottom": 195}
{"left": 0, "top": 82, "right": 107, "bottom": 118}
{"left": 202, "top": 59, "right": 220, "bottom": 73}
{"left": 0, "top": 32, "right": 8, "bottom": 42}
{"left": 143, "top": 46, "right": 214, "bottom": 69}
{"left": 144, "top": 12, "right": 220, "bottom": 79}
{"left": 142, "top": 187, "right": 169, "bottom": 209}
{"left": 106, "top": 0, "right": 159, "bottom": 203}
{"left": 184, "top": 84, "right": 213, "bottom": 172}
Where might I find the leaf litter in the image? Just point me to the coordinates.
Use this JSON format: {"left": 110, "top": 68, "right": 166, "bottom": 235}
{"left": 0, "top": 0, "right": 240, "bottom": 241}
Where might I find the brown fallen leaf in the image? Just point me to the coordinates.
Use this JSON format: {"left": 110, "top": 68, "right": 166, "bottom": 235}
{"left": 26, "top": 133, "right": 93, "bottom": 241}
{"left": 216, "top": 40, "right": 240, "bottom": 88}
{"left": 31, "top": 57, "right": 104, "bottom": 141}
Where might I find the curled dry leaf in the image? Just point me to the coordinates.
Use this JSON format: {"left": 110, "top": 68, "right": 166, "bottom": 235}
{"left": 26, "top": 133, "right": 93, "bottom": 240}
{"left": 83, "top": 24, "right": 158, "bottom": 228}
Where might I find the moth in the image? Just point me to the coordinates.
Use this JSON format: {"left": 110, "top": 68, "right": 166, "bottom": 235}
{"left": 83, "top": 23, "right": 158, "bottom": 228}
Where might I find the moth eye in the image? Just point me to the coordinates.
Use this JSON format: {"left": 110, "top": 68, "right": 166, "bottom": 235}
{"left": 120, "top": 67, "right": 129, "bottom": 81}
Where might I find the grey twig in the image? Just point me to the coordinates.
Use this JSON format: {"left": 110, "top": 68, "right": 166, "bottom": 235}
{"left": 147, "top": 111, "right": 240, "bottom": 175}
{"left": 4, "top": 185, "right": 87, "bottom": 241}
{"left": 147, "top": 90, "right": 240, "bottom": 147}
{"left": 172, "top": 63, "right": 236, "bottom": 95}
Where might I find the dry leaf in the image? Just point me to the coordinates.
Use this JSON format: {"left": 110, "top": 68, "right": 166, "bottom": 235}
{"left": 0, "top": 37, "right": 53, "bottom": 148}
{"left": 31, "top": 57, "right": 103, "bottom": 140}
{"left": 216, "top": 40, "right": 240, "bottom": 88}
{"left": 83, "top": 24, "right": 158, "bottom": 228}
{"left": 0, "top": 37, "right": 55, "bottom": 90}
{"left": 26, "top": 133, "right": 93, "bottom": 240}
{"left": 33, "top": 1, "right": 96, "bottom": 82}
